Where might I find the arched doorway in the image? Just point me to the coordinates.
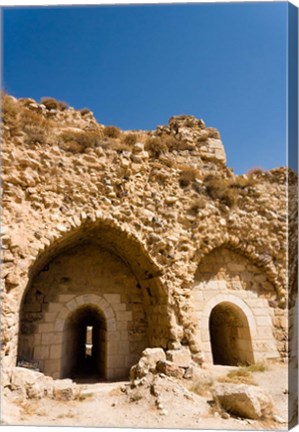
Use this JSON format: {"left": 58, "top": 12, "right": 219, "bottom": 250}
{"left": 62, "top": 305, "right": 106, "bottom": 382}
{"left": 209, "top": 302, "right": 254, "bottom": 366}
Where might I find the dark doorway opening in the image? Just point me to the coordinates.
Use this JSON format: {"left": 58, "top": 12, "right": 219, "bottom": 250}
{"left": 209, "top": 302, "right": 254, "bottom": 366}
{"left": 62, "top": 305, "right": 106, "bottom": 383}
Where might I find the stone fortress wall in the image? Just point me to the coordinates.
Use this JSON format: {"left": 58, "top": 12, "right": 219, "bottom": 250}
{"left": 1, "top": 94, "right": 297, "bottom": 383}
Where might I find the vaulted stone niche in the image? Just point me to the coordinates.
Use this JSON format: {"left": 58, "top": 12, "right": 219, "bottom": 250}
{"left": 193, "top": 246, "right": 282, "bottom": 363}
{"left": 17, "top": 223, "right": 168, "bottom": 381}
{"left": 209, "top": 302, "right": 254, "bottom": 366}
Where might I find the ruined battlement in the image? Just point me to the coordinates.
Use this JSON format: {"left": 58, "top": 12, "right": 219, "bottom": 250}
{"left": 1, "top": 93, "right": 296, "bottom": 384}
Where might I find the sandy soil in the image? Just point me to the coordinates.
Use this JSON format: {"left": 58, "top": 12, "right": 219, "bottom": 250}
{"left": 1, "top": 362, "right": 289, "bottom": 430}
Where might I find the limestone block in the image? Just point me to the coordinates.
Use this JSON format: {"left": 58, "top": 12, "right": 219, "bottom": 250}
{"left": 44, "top": 312, "right": 58, "bottom": 323}
{"left": 53, "top": 379, "right": 77, "bottom": 401}
{"left": 120, "top": 330, "right": 129, "bottom": 341}
{"left": 117, "top": 310, "right": 132, "bottom": 322}
{"left": 213, "top": 383, "right": 273, "bottom": 419}
{"left": 54, "top": 319, "right": 64, "bottom": 331}
{"left": 108, "top": 331, "right": 121, "bottom": 341}
{"left": 133, "top": 347, "right": 166, "bottom": 378}
{"left": 11, "top": 367, "right": 48, "bottom": 399}
{"left": 116, "top": 320, "right": 128, "bottom": 331}
{"left": 256, "top": 316, "right": 273, "bottom": 326}
{"left": 108, "top": 354, "right": 126, "bottom": 368}
{"left": 66, "top": 299, "right": 78, "bottom": 311}
{"left": 114, "top": 367, "right": 130, "bottom": 379}
{"left": 57, "top": 294, "right": 75, "bottom": 303}
{"left": 156, "top": 360, "right": 184, "bottom": 378}
{"left": 133, "top": 142, "right": 144, "bottom": 153}
{"left": 41, "top": 332, "right": 60, "bottom": 345}
{"left": 34, "top": 345, "right": 50, "bottom": 359}
{"left": 47, "top": 303, "right": 62, "bottom": 314}
{"left": 112, "top": 303, "right": 126, "bottom": 311}
{"left": 104, "top": 293, "right": 121, "bottom": 304}
{"left": 106, "top": 318, "right": 117, "bottom": 331}
{"left": 206, "top": 138, "right": 226, "bottom": 163}
{"left": 50, "top": 344, "right": 62, "bottom": 359}
{"left": 166, "top": 348, "right": 192, "bottom": 368}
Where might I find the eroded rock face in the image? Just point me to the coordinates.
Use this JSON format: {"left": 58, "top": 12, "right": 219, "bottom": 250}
{"left": 1, "top": 94, "right": 296, "bottom": 385}
{"left": 213, "top": 383, "right": 273, "bottom": 420}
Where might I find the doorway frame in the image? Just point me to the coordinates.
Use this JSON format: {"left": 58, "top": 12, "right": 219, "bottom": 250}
{"left": 30, "top": 293, "right": 127, "bottom": 380}
{"left": 200, "top": 294, "right": 257, "bottom": 363}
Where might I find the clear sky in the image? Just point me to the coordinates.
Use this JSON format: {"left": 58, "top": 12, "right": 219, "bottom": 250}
{"left": 2, "top": 2, "right": 289, "bottom": 174}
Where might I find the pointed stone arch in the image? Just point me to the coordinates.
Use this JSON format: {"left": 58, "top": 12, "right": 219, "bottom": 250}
{"left": 199, "top": 293, "right": 279, "bottom": 363}
{"left": 17, "top": 216, "right": 171, "bottom": 380}
{"left": 192, "top": 236, "right": 283, "bottom": 300}
{"left": 192, "top": 245, "right": 280, "bottom": 363}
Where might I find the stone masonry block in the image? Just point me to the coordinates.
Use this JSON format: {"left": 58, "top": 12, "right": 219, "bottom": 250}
{"left": 108, "top": 331, "right": 121, "bottom": 341}
{"left": 50, "top": 344, "right": 62, "bottom": 359}
{"left": 245, "top": 299, "right": 266, "bottom": 309}
{"left": 42, "top": 332, "right": 62, "bottom": 345}
{"left": 253, "top": 308, "right": 270, "bottom": 316}
{"left": 116, "top": 311, "right": 132, "bottom": 321}
{"left": 66, "top": 299, "right": 78, "bottom": 311}
{"left": 105, "top": 368, "right": 115, "bottom": 381}
{"left": 108, "top": 354, "right": 126, "bottom": 368}
{"left": 58, "top": 307, "right": 69, "bottom": 320}
{"left": 256, "top": 316, "right": 273, "bottom": 327}
{"left": 34, "top": 333, "right": 41, "bottom": 345}
{"left": 193, "top": 291, "right": 204, "bottom": 301}
{"left": 116, "top": 320, "right": 128, "bottom": 331}
{"left": 39, "top": 323, "right": 54, "bottom": 333}
{"left": 75, "top": 296, "right": 86, "bottom": 306}
{"left": 44, "top": 312, "right": 58, "bottom": 323}
{"left": 201, "top": 329, "right": 210, "bottom": 342}
{"left": 48, "top": 303, "right": 62, "bottom": 314}
{"left": 106, "top": 318, "right": 117, "bottom": 331}
{"left": 105, "top": 308, "right": 114, "bottom": 320}
{"left": 120, "top": 330, "right": 129, "bottom": 341}
{"left": 112, "top": 303, "right": 126, "bottom": 312}
{"left": 107, "top": 341, "right": 129, "bottom": 356}
{"left": 34, "top": 345, "right": 49, "bottom": 359}
{"left": 54, "top": 319, "right": 64, "bottom": 331}
{"left": 58, "top": 294, "right": 75, "bottom": 303}
{"left": 117, "top": 311, "right": 133, "bottom": 322}
{"left": 44, "top": 359, "right": 60, "bottom": 373}
{"left": 104, "top": 294, "right": 121, "bottom": 304}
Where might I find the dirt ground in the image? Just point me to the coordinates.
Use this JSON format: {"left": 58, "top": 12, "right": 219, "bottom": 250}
{"left": 1, "top": 362, "right": 289, "bottom": 430}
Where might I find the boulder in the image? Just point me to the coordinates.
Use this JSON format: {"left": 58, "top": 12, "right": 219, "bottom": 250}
{"left": 213, "top": 384, "right": 273, "bottom": 420}
{"left": 10, "top": 367, "right": 49, "bottom": 399}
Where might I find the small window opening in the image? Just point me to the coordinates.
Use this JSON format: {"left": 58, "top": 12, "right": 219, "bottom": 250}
{"left": 85, "top": 325, "right": 93, "bottom": 358}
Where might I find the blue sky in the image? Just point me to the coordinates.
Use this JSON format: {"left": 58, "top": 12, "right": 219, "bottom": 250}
{"left": 2, "top": 3, "right": 290, "bottom": 174}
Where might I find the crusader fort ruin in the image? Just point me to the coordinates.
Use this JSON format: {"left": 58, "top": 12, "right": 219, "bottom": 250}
{"left": 1, "top": 94, "right": 297, "bottom": 390}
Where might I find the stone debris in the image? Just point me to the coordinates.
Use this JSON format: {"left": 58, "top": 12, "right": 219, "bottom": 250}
{"left": 9, "top": 367, "right": 78, "bottom": 401}
{"left": 213, "top": 383, "right": 273, "bottom": 420}
{"left": 1, "top": 94, "right": 296, "bottom": 407}
{"left": 53, "top": 379, "right": 78, "bottom": 401}
{"left": 131, "top": 348, "right": 167, "bottom": 379}
{"left": 130, "top": 347, "right": 195, "bottom": 383}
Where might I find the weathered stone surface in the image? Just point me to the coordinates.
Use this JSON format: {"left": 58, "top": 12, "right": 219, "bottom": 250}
{"left": 213, "top": 383, "right": 273, "bottom": 420}
{"left": 53, "top": 379, "right": 77, "bottom": 401}
{"left": 133, "top": 348, "right": 166, "bottom": 379}
{"left": 10, "top": 367, "right": 53, "bottom": 399}
{"left": 1, "top": 93, "right": 294, "bottom": 387}
{"left": 166, "top": 348, "right": 192, "bottom": 368}
{"left": 156, "top": 360, "right": 184, "bottom": 379}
